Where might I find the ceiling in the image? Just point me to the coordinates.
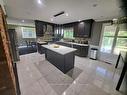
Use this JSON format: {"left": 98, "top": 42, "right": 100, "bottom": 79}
{"left": 5, "top": 0, "right": 123, "bottom": 24}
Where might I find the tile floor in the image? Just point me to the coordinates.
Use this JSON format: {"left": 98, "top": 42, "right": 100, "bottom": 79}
{"left": 17, "top": 53, "right": 125, "bottom": 95}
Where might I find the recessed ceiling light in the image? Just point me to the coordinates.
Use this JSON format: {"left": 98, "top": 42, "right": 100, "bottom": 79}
{"left": 38, "top": 0, "right": 42, "bottom": 4}
{"left": 80, "top": 22, "right": 84, "bottom": 24}
{"left": 65, "top": 13, "right": 69, "bottom": 16}
{"left": 93, "top": 4, "right": 98, "bottom": 7}
{"left": 63, "top": 92, "right": 66, "bottom": 95}
{"left": 113, "top": 18, "right": 118, "bottom": 21}
{"left": 51, "top": 18, "right": 53, "bottom": 21}
{"left": 22, "top": 20, "right": 24, "bottom": 22}
{"left": 78, "top": 20, "right": 81, "bottom": 22}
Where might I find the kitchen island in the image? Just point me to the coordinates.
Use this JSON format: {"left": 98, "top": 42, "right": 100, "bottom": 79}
{"left": 42, "top": 44, "right": 77, "bottom": 73}
{"left": 55, "top": 41, "right": 89, "bottom": 57}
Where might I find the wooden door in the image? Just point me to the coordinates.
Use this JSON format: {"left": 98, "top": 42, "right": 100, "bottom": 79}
{"left": 0, "top": 6, "right": 16, "bottom": 95}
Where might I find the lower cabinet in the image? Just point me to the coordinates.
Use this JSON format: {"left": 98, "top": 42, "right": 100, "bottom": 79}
{"left": 73, "top": 45, "right": 89, "bottom": 57}
{"left": 37, "top": 43, "right": 48, "bottom": 54}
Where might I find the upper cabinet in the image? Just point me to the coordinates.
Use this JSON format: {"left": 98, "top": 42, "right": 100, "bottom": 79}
{"left": 35, "top": 20, "right": 54, "bottom": 37}
{"left": 35, "top": 21, "right": 44, "bottom": 36}
{"left": 35, "top": 19, "right": 94, "bottom": 38}
{"left": 74, "top": 19, "right": 94, "bottom": 38}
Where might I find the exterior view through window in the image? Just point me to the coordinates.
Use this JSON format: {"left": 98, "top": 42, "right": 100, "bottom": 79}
{"left": 64, "top": 28, "right": 74, "bottom": 39}
{"left": 101, "top": 24, "right": 127, "bottom": 55}
{"left": 22, "top": 27, "right": 36, "bottom": 38}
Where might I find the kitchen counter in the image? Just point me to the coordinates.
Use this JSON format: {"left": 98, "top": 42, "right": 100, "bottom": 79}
{"left": 55, "top": 41, "right": 89, "bottom": 57}
{"left": 42, "top": 44, "right": 77, "bottom": 55}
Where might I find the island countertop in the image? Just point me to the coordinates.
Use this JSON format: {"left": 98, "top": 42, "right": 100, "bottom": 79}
{"left": 42, "top": 44, "right": 77, "bottom": 55}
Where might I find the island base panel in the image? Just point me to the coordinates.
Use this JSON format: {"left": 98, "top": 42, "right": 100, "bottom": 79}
{"left": 45, "top": 49, "right": 75, "bottom": 73}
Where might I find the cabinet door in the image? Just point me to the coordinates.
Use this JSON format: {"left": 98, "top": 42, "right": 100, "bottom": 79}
{"left": 74, "top": 20, "right": 93, "bottom": 37}
{"left": 78, "top": 22, "right": 85, "bottom": 37}
{"left": 84, "top": 20, "right": 93, "bottom": 37}
{"left": 35, "top": 21, "right": 44, "bottom": 36}
{"left": 74, "top": 23, "right": 78, "bottom": 37}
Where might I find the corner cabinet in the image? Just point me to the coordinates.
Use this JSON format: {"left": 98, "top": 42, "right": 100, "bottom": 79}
{"left": 35, "top": 20, "right": 55, "bottom": 37}
{"left": 74, "top": 19, "right": 94, "bottom": 38}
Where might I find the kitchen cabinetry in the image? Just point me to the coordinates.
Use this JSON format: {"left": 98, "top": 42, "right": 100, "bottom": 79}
{"left": 73, "top": 44, "right": 89, "bottom": 57}
{"left": 74, "top": 19, "right": 93, "bottom": 37}
{"left": 42, "top": 44, "right": 76, "bottom": 73}
{"left": 37, "top": 42, "right": 48, "bottom": 54}
{"left": 35, "top": 21, "right": 44, "bottom": 36}
{"left": 35, "top": 20, "right": 54, "bottom": 37}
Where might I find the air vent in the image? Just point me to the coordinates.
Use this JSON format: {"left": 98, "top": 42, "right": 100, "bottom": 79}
{"left": 54, "top": 11, "right": 65, "bottom": 17}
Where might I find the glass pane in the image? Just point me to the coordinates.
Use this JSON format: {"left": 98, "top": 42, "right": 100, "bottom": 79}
{"left": 63, "top": 28, "right": 74, "bottom": 39}
{"left": 118, "top": 31, "right": 127, "bottom": 36}
{"left": 22, "top": 27, "right": 36, "bottom": 38}
{"left": 101, "top": 37, "right": 114, "bottom": 53}
{"left": 103, "top": 25, "right": 117, "bottom": 36}
{"left": 118, "top": 24, "right": 127, "bottom": 36}
{"left": 114, "top": 38, "right": 127, "bottom": 54}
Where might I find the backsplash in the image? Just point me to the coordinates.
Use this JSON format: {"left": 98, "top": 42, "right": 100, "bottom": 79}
{"left": 63, "top": 37, "right": 89, "bottom": 44}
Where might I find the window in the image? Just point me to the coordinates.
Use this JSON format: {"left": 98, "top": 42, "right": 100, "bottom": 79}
{"left": 101, "top": 25, "right": 117, "bottom": 53}
{"left": 114, "top": 24, "right": 127, "bottom": 54}
{"left": 63, "top": 28, "right": 74, "bottom": 39}
{"left": 22, "top": 27, "right": 36, "bottom": 38}
{"left": 101, "top": 23, "right": 127, "bottom": 55}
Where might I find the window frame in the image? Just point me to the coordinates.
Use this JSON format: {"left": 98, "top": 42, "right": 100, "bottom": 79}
{"left": 21, "top": 27, "right": 36, "bottom": 38}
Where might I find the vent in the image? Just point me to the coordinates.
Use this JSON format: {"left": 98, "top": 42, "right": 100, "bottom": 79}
{"left": 54, "top": 11, "right": 65, "bottom": 17}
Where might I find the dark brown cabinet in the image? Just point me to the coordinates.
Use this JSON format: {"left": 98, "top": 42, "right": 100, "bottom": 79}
{"left": 73, "top": 44, "right": 89, "bottom": 57}
{"left": 37, "top": 42, "right": 48, "bottom": 54}
{"left": 74, "top": 19, "right": 93, "bottom": 37}
{"left": 35, "top": 20, "right": 55, "bottom": 37}
{"left": 35, "top": 21, "right": 44, "bottom": 36}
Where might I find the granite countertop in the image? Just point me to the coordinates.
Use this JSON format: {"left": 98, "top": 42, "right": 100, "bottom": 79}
{"left": 37, "top": 41, "right": 47, "bottom": 44}
{"left": 42, "top": 44, "right": 77, "bottom": 55}
{"left": 59, "top": 41, "right": 89, "bottom": 46}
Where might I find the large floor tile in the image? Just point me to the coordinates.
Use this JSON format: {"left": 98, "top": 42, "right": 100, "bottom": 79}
{"left": 17, "top": 53, "right": 125, "bottom": 95}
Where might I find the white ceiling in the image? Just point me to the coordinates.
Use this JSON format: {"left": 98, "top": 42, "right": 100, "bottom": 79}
{"left": 7, "top": 18, "right": 35, "bottom": 27}
{"left": 5, "top": 0, "right": 123, "bottom": 24}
